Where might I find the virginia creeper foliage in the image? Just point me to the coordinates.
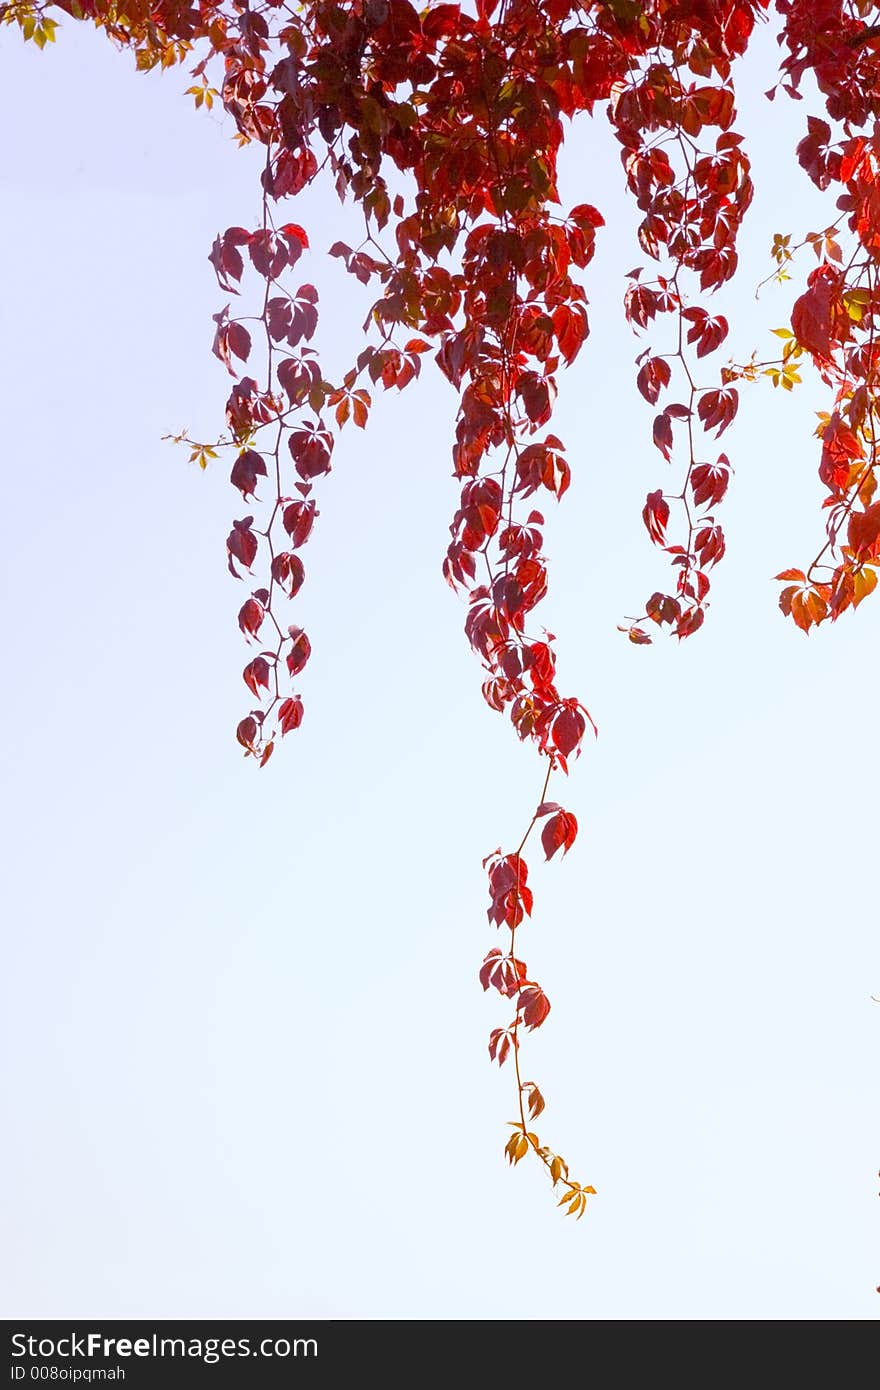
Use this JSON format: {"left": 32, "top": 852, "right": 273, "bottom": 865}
{"left": 11, "top": 0, "right": 880, "bottom": 1214}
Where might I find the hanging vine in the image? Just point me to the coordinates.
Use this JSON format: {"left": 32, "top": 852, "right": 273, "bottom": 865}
{"left": 7, "top": 0, "right": 880, "bottom": 1217}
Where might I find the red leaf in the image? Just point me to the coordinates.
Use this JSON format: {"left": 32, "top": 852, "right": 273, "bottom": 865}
{"left": 683, "top": 308, "right": 729, "bottom": 357}
{"left": 796, "top": 117, "right": 832, "bottom": 188}
{"left": 676, "top": 605, "right": 706, "bottom": 638}
{"left": 642, "top": 489, "right": 670, "bottom": 544}
{"left": 479, "top": 949, "right": 528, "bottom": 996}
{"left": 518, "top": 372, "right": 555, "bottom": 425}
{"left": 645, "top": 592, "right": 681, "bottom": 626}
{"left": 697, "top": 388, "right": 738, "bottom": 438}
{"left": 694, "top": 524, "right": 725, "bottom": 568}
{"left": 517, "top": 983, "right": 551, "bottom": 1031}
{"left": 243, "top": 656, "right": 271, "bottom": 697}
{"left": 552, "top": 303, "right": 588, "bottom": 364}
{"left": 515, "top": 440, "right": 570, "bottom": 498}
{"left": 690, "top": 458, "right": 730, "bottom": 508}
{"left": 848, "top": 502, "right": 880, "bottom": 557}
{"left": 552, "top": 704, "right": 586, "bottom": 760}
{"left": 279, "top": 223, "right": 309, "bottom": 257}
{"left": 286, "top": 285, "right": 319, "bottom": 345}
{"left": 652, "top": 412, "right": 673, "bottom": 460}
{"left": 208, "top": 226, "right": 250, "bottom": 293}
{"left": 791, "top": 277, "right": 834, "bottom": 356}
{"left": 289, "top": 428, "right": 333, "bottom": 480}
{"left": 271, "top": 552, "right": 305, "bottom": 597}
{"left": 227, "top": 321, "right": 251, "bottom": 363}
{"left": 282, "top": 499, "right": 317, "bottom": 548}
{"left": 278, "top": 696, "right": 304, "bottom": 735}
{"left": 212, "top": 307, "right": 252, "bottom": 374}
{"left": 286, "top": 626, "right": 311, "bottom": 676}
{"left": 266, "top": 296, "right": 292, "bottom": 343}
{"left": 230, "top": 448, "right": 267, "bottom": 499}
{"left": 236, "top": 716, "right": 258, "bottom": 753}
{"left": 277, "top": 356, "right": 322, "bottom": 405}
{"left": 227, "top": 517, "right": 258, "bottom": 577}
{"left": 539, "top": 808, "right": 578, "bottom": 860}
{"left": 819, "top": 412, "right": 863, "bottom": 492}
{"left": 488, "top": 1027, "right": 514, "bottom": 1066}
{"left": 625, "top": 281, "right": 658, "bottom": 329}
{"left": 248, "top": 229, "right": 287, "bottom": 280}
{"left": 568, "top": 203, "right": 605, "bottom": 229}
{"left": 636, "top": 356, "right": 671, "bottom": 404}
{"left": 238, "top": 598, "right": 264, "bottom": 639}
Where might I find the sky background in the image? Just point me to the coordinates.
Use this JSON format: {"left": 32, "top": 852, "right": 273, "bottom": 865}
{"left": 1, "top": 14, "right": 878, "bottom": 1321}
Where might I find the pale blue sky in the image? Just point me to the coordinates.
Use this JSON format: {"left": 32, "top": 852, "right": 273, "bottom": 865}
{"left": 1, "top": 17, "right": 877, "bottom": 1319}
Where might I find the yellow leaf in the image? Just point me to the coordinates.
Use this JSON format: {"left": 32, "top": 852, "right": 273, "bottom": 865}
{"left": 854, "top": 567, "right": 878, "bottom": 607}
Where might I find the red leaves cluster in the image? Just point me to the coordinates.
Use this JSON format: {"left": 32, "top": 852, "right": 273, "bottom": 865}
{"left": 210, "top": 223, "right": 308, "bottom": 292}
{"left": 617, "top": 57, "right": 757, "bottom": 644}
{"left": 76, "top": 0, "right": 880, "bottom": 1203}
{"left": 818, "top": 412, "right": 863, "bottom": 493}
{"left": 769, "top": 17, "right": 880, "bottom": 635}
{"left": 207, "top": 214, "right": 327, "bottom": 763}
{"left": 791, "top": 265, "right": 849, "bottom": 359}
{"left": 484, "top": 852, "right": 533, "bottom": 931}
